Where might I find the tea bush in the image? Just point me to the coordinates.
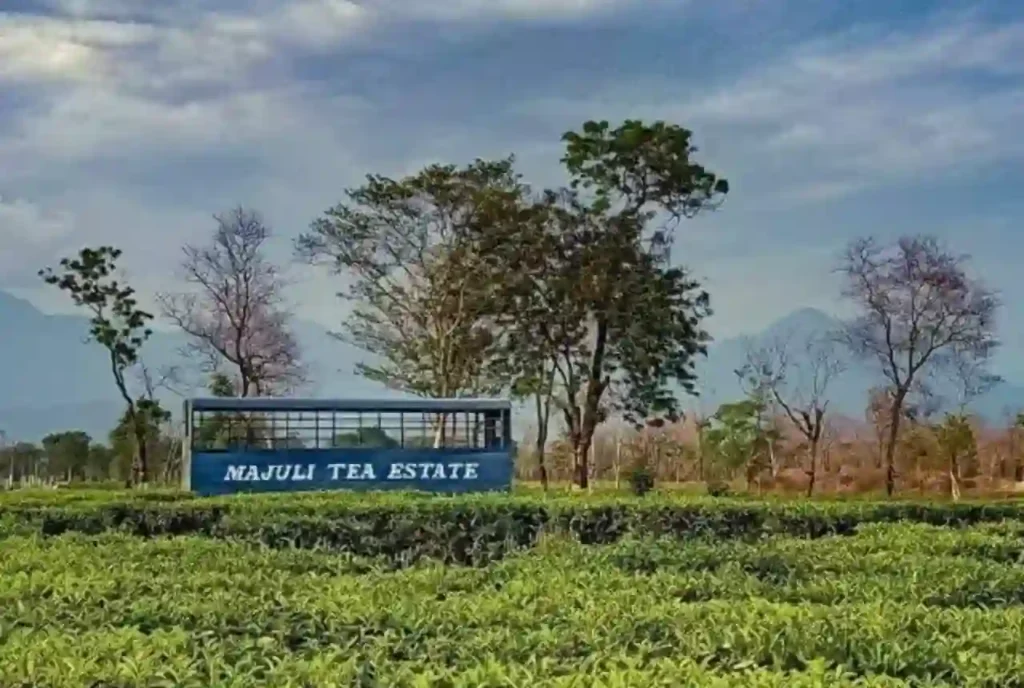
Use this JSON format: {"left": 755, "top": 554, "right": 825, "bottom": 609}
{"left": 3, "top": 519, "right": 1024, "bottom": 685}
{"left": 4, "top": 490, "right": 1024, "bottom": 566}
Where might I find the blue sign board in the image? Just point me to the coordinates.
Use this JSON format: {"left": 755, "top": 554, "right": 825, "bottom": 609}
{"left": 190, "top": 447, "right": 513, "bottom": 496}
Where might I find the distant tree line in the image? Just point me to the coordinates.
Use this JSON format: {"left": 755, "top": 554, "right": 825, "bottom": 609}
{"left": 24, "top": 118, "right": 1005, "bottom": 498}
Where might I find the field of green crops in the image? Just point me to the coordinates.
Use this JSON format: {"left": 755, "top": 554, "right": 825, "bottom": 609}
{"left": 3, "top": 490, "right": 1024, "bottom": 686}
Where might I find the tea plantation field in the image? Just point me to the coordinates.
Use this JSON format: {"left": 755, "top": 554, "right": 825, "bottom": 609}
{"left": 2, "top": 490, "right": 1024, "bottom": 686}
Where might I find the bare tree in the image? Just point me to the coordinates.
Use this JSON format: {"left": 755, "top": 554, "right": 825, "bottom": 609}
{"left": 158, "top": 207, "right": 305, "bottom": 397}
{"left": 740, "top": 332, "right": 845, "bottom": 496}
{"left": 836, "top": 235, "right": 999, "bottom": 496}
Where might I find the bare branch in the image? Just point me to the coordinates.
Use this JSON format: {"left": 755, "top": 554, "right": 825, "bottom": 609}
{"left": 158, "top": 207, "right": 306, "bottom": 397}
{"left": 836, "top": 234, "right": 999, "bottom": 495}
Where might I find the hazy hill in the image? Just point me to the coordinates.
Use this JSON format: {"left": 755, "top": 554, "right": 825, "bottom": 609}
{"left": 2, "top": 291, "right": 1023, "bottom": 442}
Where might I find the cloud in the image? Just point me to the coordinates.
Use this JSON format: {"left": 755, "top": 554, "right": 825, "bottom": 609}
{"left": 0, "top": 196, "right": 76, "bottom": 287}
{"left": 3, "top": 0, "right": 1024, "bottom": 360}
{"left": 0, "top": 196, "right": 72, "bottom": 243}
{"left": 517, "top": 13, "right": 1024, "bottom": 204}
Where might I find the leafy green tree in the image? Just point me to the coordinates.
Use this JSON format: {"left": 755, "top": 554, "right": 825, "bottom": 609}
{"left": 86, "top": 443, "right": 116, "bottom": 480}
{"left": 333, "top": 427, "right": 398, "bottom": 448}
{"left": 39, "top": 247, "right": 156, "bottom": 485}
{"left": 41, "top": 431, "right": 91, "bottom": 481}
{"left": 935, "top": 413, "right": 977, "bottom": 500}
{"left": 109, "top": 399, "right": 171, "bottom": 483}
{"left": 294, "top": 159, "right": 522, "bottom": 401}
{"left": 483, "top": 120, "right": 728, "bottom": 487}
{"left": 193, "top": 373, "right": 241, "bottom": 449}
{"left": 0, "top": 441, "right": 43, "bottom": 485}
{"left": 703, "top": 400, "right": 763, "bottom": 483}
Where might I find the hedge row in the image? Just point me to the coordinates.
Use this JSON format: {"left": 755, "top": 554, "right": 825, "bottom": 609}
{"left": 5, "top": 523, "right": 1024, "bottom": 686}
{"left": 3, "top": 492, "right": 1023, "bottom": 565}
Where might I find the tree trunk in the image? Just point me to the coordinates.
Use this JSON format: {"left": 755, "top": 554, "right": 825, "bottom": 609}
{"left": 534, "top": 376, "right": 554, "bottom": 491}
{"left": 613, "top": 438, "right": 622, "bottom": 489}
{"left": 575, "top": 439, "right": 590, "bottom": 489}
{"left": 884, "top": 397, "right": 905, "bottom": 497}
{"left": 575, "top": 320, "right": 608, "bottom": 490}
{"left": 695, "top": 420, "right": 705, "bottom": 483}
{"left": 949, "top": 467, "right": 961, "bottom": 501}
{"left": 130, "top": 407, "right": 149, "bottom": 486}
{"left": 535, "top": 436, "right": 548, "bottom": 491}
{"left": 806, "top": 437, "right": 819, "bottom": 498}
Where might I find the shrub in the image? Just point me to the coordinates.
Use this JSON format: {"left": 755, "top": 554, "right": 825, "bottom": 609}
{"left": 628, "top": 466, "right": 655, "bottom": 496}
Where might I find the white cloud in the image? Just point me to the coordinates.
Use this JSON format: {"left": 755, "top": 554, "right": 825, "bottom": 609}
{"left": 0, "top": 196, "right": 76, "bottom": 288}
{"left": 517, "top": 15, "right": 1024, "bottom": 204}
{"left": 3, "top": 0, "right": 1023, "bottom": 353}
{"left": 0, "top": 196, "right": 73, "bottom": 244}
{"left": 0, "top": 15, "right": 151, "bottom": 82}
{"left": 9, "top": 86, "right": 301, "bottom": 162}
{"left": 396, "top": 0, "right": 635, "bottom": 22}
{"left": 3, "top": 0, "right": 637, "bottom": 83}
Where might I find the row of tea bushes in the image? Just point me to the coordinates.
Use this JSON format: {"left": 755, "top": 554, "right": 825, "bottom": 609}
{"left": 3, "top": 490, "right": 1024, "bottom": 565}
{"left": 3, "top": 523, "right": 1024, "bottom": 686}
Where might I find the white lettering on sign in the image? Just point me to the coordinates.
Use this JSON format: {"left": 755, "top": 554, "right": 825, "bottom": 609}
{"left": 326, "top": 463, "right": 378, "bottom": 480}
{"left": 383, "top": 462, "right": 481, "bottom": 480}
{"left": 223, "top": 464, "right": 315, "bottom": 482}
{"left": 221, "top": 461, "right": 485, "bottom": 482}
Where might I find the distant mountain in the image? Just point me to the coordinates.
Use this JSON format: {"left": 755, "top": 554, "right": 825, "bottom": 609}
{"left": 0, "top": 291, "right": 400, "bottom": 442}
{"left": 2, "top": 292, "right": 1023, "bottom": 442}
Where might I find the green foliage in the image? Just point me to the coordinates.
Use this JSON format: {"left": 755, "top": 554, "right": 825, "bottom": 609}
{"left": 561, "top": 119, "right": 729, "bottom": 223}
{"left": 295, "top": 158, "right": 521, "bottom": 398}
{"left": 2, "top": 493, "right": 1024, "bottom": 685}
{"left": 0, "top": 441, "right": 42, "bottom": 484}
{"left": 706, "top": 480, "right": 733, "bottom": 498}
{"left": 38, "top": 246, "right": 153, "bottom": 374}
{"left": 555, "top": 119, "right": 727, "bottom": 426}
{"left": 109, "top": 399, "right": 174, "bottom": 480}
{"left": 473, "top": 119, "right": 727, "bottom": 489}
{"left": 936, "top": 413, "right": 978, "bottom": 470}
{"left": 39, "top": 246, "right": 156, "bottom": 484}
{"left": 41, "top": 430, "right": 91, "bottom": 480}
{"left": 627, "top": 465, "right": 655, "bottom": 496}
{"left": 6, "top": 490, "right": 1024, "bottom": 564}
{"left": 333, "top": 427, "right": 399, "bottom": 448}
{"left": 704, "top": 400, "right": 764, "bottom": 476}
{"left": 209, "top": 372, "right": 236, "bottom": 397}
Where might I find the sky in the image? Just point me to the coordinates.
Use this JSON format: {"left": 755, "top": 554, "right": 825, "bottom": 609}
{"left": 2, "top": 0, "right": 1024, "bottom": 378}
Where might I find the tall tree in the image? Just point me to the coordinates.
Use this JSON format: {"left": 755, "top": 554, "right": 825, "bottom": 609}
{"left": 1, "top": 441, "right": 43, "bottom": 486}
{"left": 41, "top": 430, "right": 91, "bottom": 482}
{"left": 483, "top": 120, "right": 728, "bottom": 487}
{"left": 738, "top": 333, "right": 845, "bottom": 496}
{"left": 476, "top": 190, "right": 587, "bottom": 489}
{"left": 935, "top": 345, "right": 1000, "bottom": 500}
{"left": 40, "top": 246, "right": 156, "bottom": 485}
{"left": 295, "top": 158, "right": 523, "bottom": 401}
{"left": 159, "top": 207, "right": 305, "bottom": 397}
{"left": 837, "top": 235, "right": 999, "bottom": 496}
{"left": 109, "top": 399, "right": 172, "bottom": 483}
{"left": 703, "top": 399, "right": 764, "bottom": 486}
